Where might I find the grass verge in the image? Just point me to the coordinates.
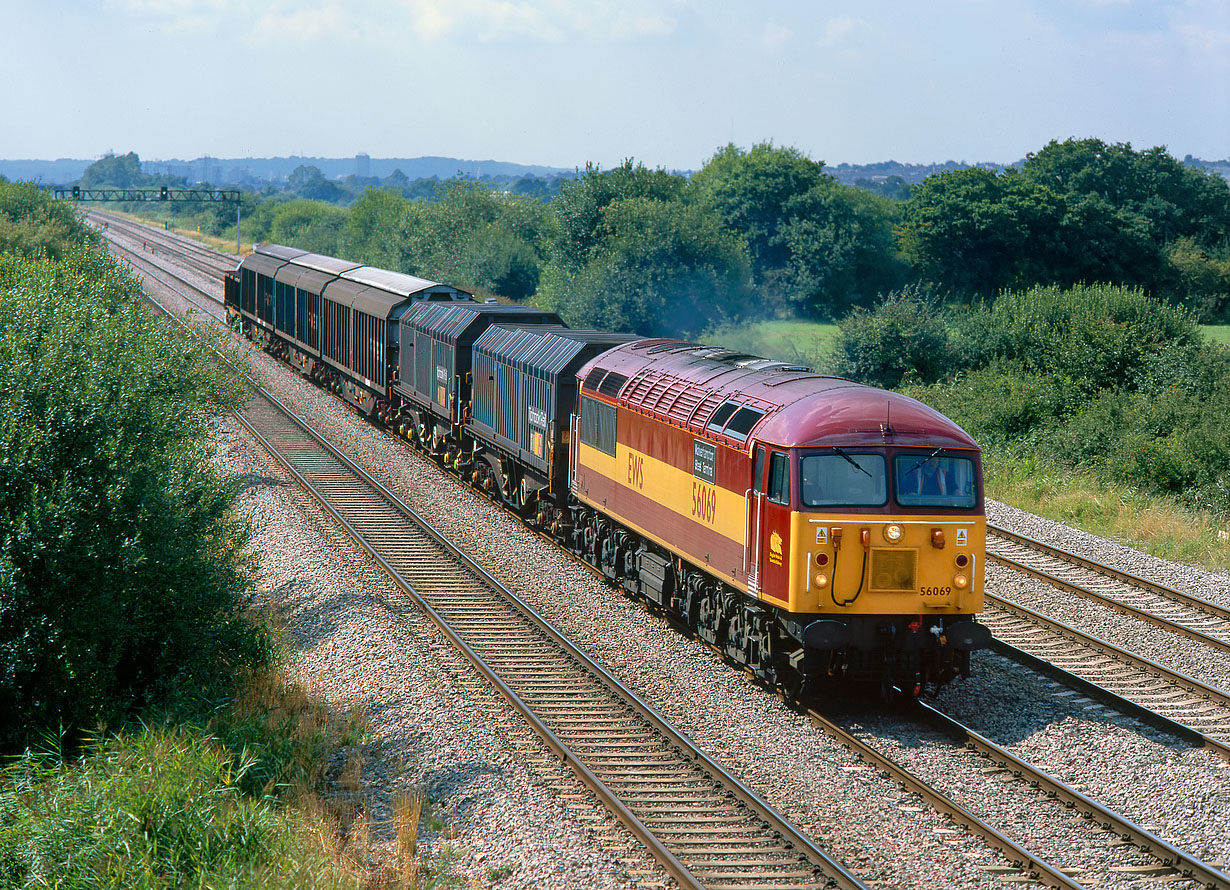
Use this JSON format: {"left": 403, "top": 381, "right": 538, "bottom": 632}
{"left": 987, "top": 451, "right": 1230, "bottom": 572}
{"left": 1200, "top": 324, "right": 1230, "bottom": 346}
{"left": 0, "top": 664, "right": 461, "bottom": 890}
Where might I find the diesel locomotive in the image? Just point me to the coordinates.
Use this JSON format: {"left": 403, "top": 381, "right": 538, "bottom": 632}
{"left": 225, "top": 245, "right": 991, "bottom": 695}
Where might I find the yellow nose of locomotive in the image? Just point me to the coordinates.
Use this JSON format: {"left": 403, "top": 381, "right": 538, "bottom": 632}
{"left": 796, "top": 516, "right": 985, "bottom": 615}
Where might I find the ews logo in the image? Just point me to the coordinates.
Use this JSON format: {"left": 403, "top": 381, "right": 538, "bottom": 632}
{"left": 627, "top": 453, "right": 644, "bottom": 490}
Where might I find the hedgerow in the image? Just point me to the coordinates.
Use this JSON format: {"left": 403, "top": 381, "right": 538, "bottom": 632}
{"left": 0, "top": 238, "right": 264, "bottom": 752}
{"left": 837, "top": 282, "right": 1230, "bottom": 511}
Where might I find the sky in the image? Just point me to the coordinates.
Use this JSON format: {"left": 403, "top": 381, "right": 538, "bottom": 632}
{"left": 3, "top": 0, "right": 1228, "bottom": 171}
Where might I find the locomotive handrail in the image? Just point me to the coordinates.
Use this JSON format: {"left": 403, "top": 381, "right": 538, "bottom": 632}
{"left": 743, "top": 487, "right": 752, "bottom": 574}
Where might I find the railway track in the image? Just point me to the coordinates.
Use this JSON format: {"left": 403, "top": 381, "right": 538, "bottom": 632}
{"left": 980, "top": 524, "right": 1230, "bottom": 758}
{"left": 105, "top": 238, "right": 227, "bottom": 322}
{"left": 89, "top": 209, "right": 237, "bottom": 280}
{"left": 982, "top": 594, "right": 1230, "bottom": 757}
{"left": 234, "top": 388, "right": 863, "bottom": 890}
{"left": 818, "top": 701, "right": 1229, "bottom": 890}
{"left": 988, "top": 525, "right": 1230, "bottom": 654}
{"left": 112, "top": 219, "right": 1230, "bottom": 888}
{"left": 911, "top": 702, "right": 1228, "bottom": 890}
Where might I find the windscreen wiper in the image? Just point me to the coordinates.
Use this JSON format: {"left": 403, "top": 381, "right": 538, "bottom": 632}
{"left": 901, "top": 447, "right": 945, "bottom": 480}
{"left": 833, "top": 446, "right": 873, "bottom": 478}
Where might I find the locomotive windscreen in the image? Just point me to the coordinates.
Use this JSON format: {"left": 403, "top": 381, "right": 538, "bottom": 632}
{"left": 801, "top": 451, "right": 886, "bottom": 507}
{"left": 894, "top": 453, "right": 978, "bottom": 508}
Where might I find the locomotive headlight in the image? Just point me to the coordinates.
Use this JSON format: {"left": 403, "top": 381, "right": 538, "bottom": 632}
{"left": 953, "top": 574, "right": 969, "bottom": 589}
{"left": 814, "top": 573, "right": 829, "bottom": 589}
{"left": 883, "top": 523, "right": 903, "bottom": 543}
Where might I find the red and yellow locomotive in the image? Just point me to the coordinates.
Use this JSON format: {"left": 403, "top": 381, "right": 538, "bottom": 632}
{"left": 567, "top": 339, "right": 990, "bottom": 693}
{"left": 227, "top": 244, "right": 991, "bottom": 695}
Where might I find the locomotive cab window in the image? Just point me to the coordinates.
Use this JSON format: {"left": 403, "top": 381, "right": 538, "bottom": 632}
{"left": 724, "top": 406, "right": 764, "bottom": 442}
{"left": 767, "top": 451, "right": 790, "bottom": 505}
{"left": 706, "top": 401, "right": 738, "bottom": 433}
{"left": 801, "top": 451, "right": 886, "bottom": 507}
{"left": 894, "top": 452, "right": 977, "bottom": 508}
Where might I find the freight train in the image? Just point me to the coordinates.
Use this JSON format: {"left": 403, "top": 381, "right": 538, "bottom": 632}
{"left": 225, "top": 245, "right": 991, "bottom": 695}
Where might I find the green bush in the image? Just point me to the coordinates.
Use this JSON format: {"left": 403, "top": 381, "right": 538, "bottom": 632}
{"left": 0, "top": 246, "right": 264, "bottom": 752}
{"left": 888, "top": 282, "right": 1230, "bottom": 510}
{"left": 0, "top": 724, "right": 360, "bottom": 889}
{"left": 903, "top": 361, "right": 1071, "bottom": 446}
{"left": 0, "top": 180, "right": 96, "bottom": 259}
{"left": 829, "top": 286, "right": 954, "bottom": 388}
{"left": 270, "top": 199, "right": 347, "bottom": 256}
{"left": 960, "top": 283, "right": 1199, "bottom": 394}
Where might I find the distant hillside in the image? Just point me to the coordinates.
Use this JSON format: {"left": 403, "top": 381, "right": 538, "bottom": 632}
{"left": 827, "top": 159, "right": 1013, "bottom": 185}
{"left": 828, "top": 156, "right": 1230, "bottom": 185}
{"left": 5, "top": 153, "right": 1226, "bottom": 188}
{"left": 0, "top": 158, "right": 95, "bottom": 184}
{"left": 0, "top": 155, "right": 571, "bottom": 186}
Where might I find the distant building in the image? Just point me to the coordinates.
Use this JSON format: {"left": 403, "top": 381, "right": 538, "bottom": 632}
{"left": 356, "top": 152, "right": 371, "bottom": 178}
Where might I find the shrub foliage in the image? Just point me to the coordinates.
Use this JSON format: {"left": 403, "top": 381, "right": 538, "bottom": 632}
{"left": 835, "top": 281, "right": 1230, "bottom": 512}
{"left": 0, "top": 241, "right": 263, "bottom": 752}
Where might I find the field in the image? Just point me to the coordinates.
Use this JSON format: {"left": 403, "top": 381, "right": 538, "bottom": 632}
{"left": 1201, "top": 325, "right": 1230, "bottom": 345}
{"left": 703, "top": 319, "right": 840, "bottom": 369}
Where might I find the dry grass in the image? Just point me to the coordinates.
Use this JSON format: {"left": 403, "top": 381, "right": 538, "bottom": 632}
{"left": 198, "top": 662, "right": 453, "bottom": 890}
{"left": 393, "top": 790, "right": 426, "bottom": 887}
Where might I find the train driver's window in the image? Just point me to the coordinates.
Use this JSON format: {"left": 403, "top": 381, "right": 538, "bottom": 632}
{"left": 800, "top": 452, "right": 886, "bottom": 507}
{"left": 753, "top": 447, "right": 766, "bottom": 495}
{"left": 767, "top": 452, "right": 790, "bottom": 505}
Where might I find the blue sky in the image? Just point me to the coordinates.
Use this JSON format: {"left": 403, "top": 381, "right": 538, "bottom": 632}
{"left": 4, "top": 0, "right": 1227, "bottom": 169}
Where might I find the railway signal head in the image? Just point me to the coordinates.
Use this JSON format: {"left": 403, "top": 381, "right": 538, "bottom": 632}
{"left": 160, "top": 186, "right": 169, "bottom": 200}
{"left": 72, "top": 185, "right": 80, "bottom": 198}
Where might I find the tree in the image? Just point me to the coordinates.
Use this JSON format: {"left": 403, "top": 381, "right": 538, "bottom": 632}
{"left": 900, "top": 139, "right": 1230, "bottom": 302}
{"left": 550, "top": 160, "right": 686, "bottom": 271}
{"left": 270, "top": 199, "right": 347, "bottom": 256}
{"left": 342, "top": 187, "right": 415, "bottom": 271}
{"left": 539, "top": 195, "right": 753, "bottom": 337}
{"left": 1021, "top": 139, "right": 1230, "bottom": 310}
{"left": 896, "top": 167, "right": 1065, "bottom": 295}
{"left": 416, "top": 180, "right": 551, "bottom": 299}
{"left": 691, "top": 143, "right": 905, "bottom": 317}
{"left": 1022, "top": 138, "right": 1230, "bottom": 245}
{"left": 342, "top": 181, "right": 551, "bottom": 299}
{"left": 80, "top": 151, "right": 144, "bottom": 189}
{"left": 0, "top": 180, "right": 95, "bottom": 259}
{"left": 691, "top": 143, "right": 831, "bottom": 280}
{"left": 775, "top": 184, "right": 906, "bottom": 317}
{"left": 286, "top": 165, "right": 347, "bottom": 204}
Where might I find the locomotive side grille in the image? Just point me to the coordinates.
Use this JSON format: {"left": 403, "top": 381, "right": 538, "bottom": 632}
{"left": 664, "top": 386, "right": 704, "bottom": 425}
{"left": 870, "top": 549, "right": 917, "bottom": 592}
{"left": 645, "top": 375, "right": 677, "bottom": 411}
{"left": 689, "top": 391, "right": 728, "bottom": 431}
{"left": 621, "top": 369, "right": 660, "bottom": 403}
